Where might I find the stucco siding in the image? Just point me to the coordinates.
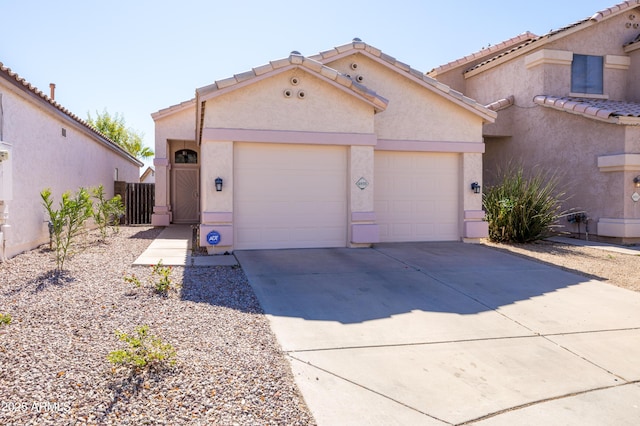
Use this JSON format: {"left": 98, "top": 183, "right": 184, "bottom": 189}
{"left": 203, "top": 69, "right": 374, "bottom": 134}
{"left": 0, "top": 80, "right": 139, "bottom": 259}
{"left": 327, "top": 55, "right": 484, "bottom": 142}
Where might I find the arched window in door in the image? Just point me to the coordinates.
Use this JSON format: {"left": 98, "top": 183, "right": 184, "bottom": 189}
{"left": 175, "top": 149, "right": 197, "bottom": 164}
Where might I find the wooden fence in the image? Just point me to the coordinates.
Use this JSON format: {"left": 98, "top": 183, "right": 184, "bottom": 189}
{"left": 115, "top": 181, "right": 154, "bottom": 225}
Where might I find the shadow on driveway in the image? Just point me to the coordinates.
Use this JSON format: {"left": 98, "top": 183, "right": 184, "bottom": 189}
{"left": 236, "top": 242, "right": 592, "bottom": 324}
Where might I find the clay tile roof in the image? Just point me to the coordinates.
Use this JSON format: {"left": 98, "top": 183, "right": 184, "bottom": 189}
{"left": 429, "top": 32, "right": 538, "bottom": 76}
{"left": 454, "top": 0, "right": 640, "bottom": 75}
{"left": 196, "top": 52, "right": 388, "bottom": 112}
{"left": 308, "top": 40, "right": 496, "bottom": 122}
{"left": 533, "top": 95, "right": 640, "bottom": 123}
{"left": 485, "top": 96, "right": 515, "bottom": 112}
{"left": 0, "top": 61, "right": 142, "bottom": 166}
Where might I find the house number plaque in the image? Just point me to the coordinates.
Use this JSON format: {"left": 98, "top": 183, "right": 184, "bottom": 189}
{"left": 355, "top": 177, "right": 369, "bottom": 190}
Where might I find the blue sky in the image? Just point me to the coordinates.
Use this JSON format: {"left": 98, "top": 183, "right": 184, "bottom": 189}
{"left": 0, "top": 0, "right": 616, "bottom": 169}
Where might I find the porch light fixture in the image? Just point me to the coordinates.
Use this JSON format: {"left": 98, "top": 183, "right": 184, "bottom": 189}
{"left": 634, "top": 176, "right": 640, "bottom": 188}
{"left": 215, "top": 177, "right": 223, "bottom": 192}
{"left": 471, "top": 182, "right": 481, "bottom": 194}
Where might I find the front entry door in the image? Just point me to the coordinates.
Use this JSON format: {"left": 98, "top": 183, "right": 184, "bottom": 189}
{"left": 172, "top": 167, "right": 199, "bottom": 223}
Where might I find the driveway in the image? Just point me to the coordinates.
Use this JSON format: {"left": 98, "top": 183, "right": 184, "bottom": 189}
{"left": 235, "top": 242, "right": 640, "bottom": 425}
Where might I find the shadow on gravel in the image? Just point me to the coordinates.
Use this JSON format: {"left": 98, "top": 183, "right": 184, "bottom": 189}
{"left": 180, "top": 266, "right": 264, "bottom": 315}
{"left": 3, "top": 270, "right": 75, "bottom": 296}
{"left": 100, "top": 369, "right": 174, "bottom": 422}
{"left": 484, "top": 243, "right": 609, "bottom": 283}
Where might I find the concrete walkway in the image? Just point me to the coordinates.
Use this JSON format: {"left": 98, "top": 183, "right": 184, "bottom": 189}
{"left": 133, "top": 225, "right": 238, "bottom": 266}
{"left": 236, "top": 243, "right": 640, "bottom": 425}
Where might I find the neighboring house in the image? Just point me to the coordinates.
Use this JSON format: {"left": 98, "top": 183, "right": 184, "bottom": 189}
{"left": 429, "top": 0, "right": 640, "bottom": 243}
{"left": 0, "top": 62, "right": 142, "bottom": 260}
{"left": 140, "top": 166, "right": 155, "bottom": 183}
{"left": 152, "top": 40, "right": 496, "bottom": 252}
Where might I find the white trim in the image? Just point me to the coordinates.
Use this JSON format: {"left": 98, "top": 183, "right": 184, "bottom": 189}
{"left": 525, "top": 49, "right": 573, "bottom": 69}
{"left": 376, "top": 139, "right": 484, "bottom": 153}
{"left": 597, "top": 218, "right": 640, "bottom": 238}
{"left": 597, "top": 154, "right": 640, "bottom": 172}
{"left": 202, "top": 128, "right": 377, "bottom": 146}
{"left": 605, "top": 55, "right": 631, "bottom": 70}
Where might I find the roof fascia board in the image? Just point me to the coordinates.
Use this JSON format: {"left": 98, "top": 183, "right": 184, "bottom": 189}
{"left": 317, "top": 48, "right": 496, "bottom": 123}
{"left": 0, "top": 75, "right": 142, "bottom": 166}
{"left": 151, "top": 98, "right": 196, "bottom": 121}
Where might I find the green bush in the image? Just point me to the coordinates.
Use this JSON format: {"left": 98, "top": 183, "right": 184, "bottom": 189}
{"left": 0, "top": 313, "right": 11, "bottom": 327}
{"left": 92, "top": 185, "right": 125, "bottom": 240}
{"left": 107, "top": 325, "right": 176, "bottom": 374}
{"left": 41, "top": 188, "right": 93, "bottom": 271}
{"left": 484, "top": 166, "right": 567, "bottom": 243}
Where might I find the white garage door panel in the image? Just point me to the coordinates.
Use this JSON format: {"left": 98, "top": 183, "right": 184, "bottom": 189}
{"left": 235, "top": 143, "right": 347, "bottom": 249}
{"left": 375, "top": 151, "right": 460, "bottom": 242}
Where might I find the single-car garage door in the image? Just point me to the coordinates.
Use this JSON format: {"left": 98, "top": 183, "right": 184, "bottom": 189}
{"left": 375, "top": 151, "right": 460, "bottom": 242}
{"left": 234, "top": 142, "right": 347, "bottom": 249}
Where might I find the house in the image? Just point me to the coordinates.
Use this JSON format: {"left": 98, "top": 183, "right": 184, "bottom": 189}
{"left": 0, "top": 62, "right": 142, "bottom": 260}
{"left": 151, "top": 40, "right": 496, "bottom": 252}
{"left": 428, "top": 0, "right": 640, "bottom": 243}
{"left": 140, "top": 166, "right": 155, "bottom": 183}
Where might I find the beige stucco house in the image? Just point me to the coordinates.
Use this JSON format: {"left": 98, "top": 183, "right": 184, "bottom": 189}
{"left": 152, "top": 40, "right": 496, "bottom": 252}
{"left": 0, "top": 62, "right": 142, "bottom": 260}
{"left": 429, "top": 0, "right": 640, "bottom": 243}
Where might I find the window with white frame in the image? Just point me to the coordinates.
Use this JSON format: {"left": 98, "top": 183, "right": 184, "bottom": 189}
{"left": 571, "top": 54, "right": 603, "bottom": 94}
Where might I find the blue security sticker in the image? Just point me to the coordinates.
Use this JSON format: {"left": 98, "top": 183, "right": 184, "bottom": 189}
{"left": 206, "top": 230, "right": 221, "bottom": 245}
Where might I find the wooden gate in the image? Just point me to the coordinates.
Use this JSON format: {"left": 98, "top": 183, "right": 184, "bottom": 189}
{"left": 115, "top": 182, "right": 155, "bottom": 225}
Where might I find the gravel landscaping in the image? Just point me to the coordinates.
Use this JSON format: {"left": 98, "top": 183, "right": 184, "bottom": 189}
{"left": 0, "top": 226, "right": 314, "bottom": 425}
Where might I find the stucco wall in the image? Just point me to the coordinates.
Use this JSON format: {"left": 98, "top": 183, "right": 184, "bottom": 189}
{"left": 203, "top": 69, "right": 374, "bottom": 134}
{"left": 327, "top": 55, "right": 484, "bottom": 142}
{"left": 0, "top": 80, "right": 140, "bottom": 259}
{"left": 484, "top": 107, "right": 627, "bottom": 232}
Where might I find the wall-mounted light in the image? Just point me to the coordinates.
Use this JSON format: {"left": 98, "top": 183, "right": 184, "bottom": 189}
{"left": 471, "top": 182, "right": 481, "bottom": 194}
{"left": 634, "top": 176, "right": 640, "bottom": 188}
{"left": 215, "top": 177, "right": 223, "bottom": 192}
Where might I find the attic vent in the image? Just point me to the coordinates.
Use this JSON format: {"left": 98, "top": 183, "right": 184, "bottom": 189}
{"left": 297, "top": 90, "right": 306, "bottom": 99}
{"left": 283, "top": 89, "right": 293, "bottom": 98}
{"left": 290, "top": 76, "right": 300, "bottom": 85}
{"left": 350, "top": 63, "right": 358, "bottom": 70}
{"left": 355, "top": 75, "right": 365, "bottom": 83}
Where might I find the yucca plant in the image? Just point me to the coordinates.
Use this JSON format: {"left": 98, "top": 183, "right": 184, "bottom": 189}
{"left": 484, "top": 165, "right": 567, "bottom": 243}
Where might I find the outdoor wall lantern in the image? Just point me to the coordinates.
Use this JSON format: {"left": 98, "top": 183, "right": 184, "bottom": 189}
{"left": 215, "top": 177, "right": 223, "bottom": 192}
{"left": 471, "top": 182, "right": 481, "bottom": 194}
{"left": 634, "top": 176, "right": 640, "bottom": 188}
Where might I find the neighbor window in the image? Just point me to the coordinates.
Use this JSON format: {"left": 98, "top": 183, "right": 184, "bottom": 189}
{"left": 571, "top": 54, "right": 603, "bottom": 94}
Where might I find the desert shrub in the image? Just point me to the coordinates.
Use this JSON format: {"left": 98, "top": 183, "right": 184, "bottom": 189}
{"left": 107, "top": 325, "right": 176, "bottom": 374}
{"left": 41, "top": 188, "right": 93, "bottom": 271}
{"left": 92, "top": 185, "right": 125, "bottom": 240}
{"left": 0, "top": 313, "right": 11, "bottom": 326}
{"left": 484, "top": 166, "right": 567, "bottom": 243}
{"left": 123, "top": 260, "right": 177, "bottom": 296}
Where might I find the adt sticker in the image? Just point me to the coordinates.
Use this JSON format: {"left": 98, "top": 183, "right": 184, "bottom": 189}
{"left": 206, "top": 230, "right": 221, "bottom": 245}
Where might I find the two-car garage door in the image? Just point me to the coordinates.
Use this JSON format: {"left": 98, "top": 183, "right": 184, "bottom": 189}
{"left": 234, "top": 143, "right": 347, "bottom": 250}
{"left": 233, "top": 143, "right": 460, "bottom": 249}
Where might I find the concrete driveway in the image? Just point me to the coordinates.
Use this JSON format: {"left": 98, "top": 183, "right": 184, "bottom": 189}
{"left": 235, "top": 242, "right": 640, "bottom": 425}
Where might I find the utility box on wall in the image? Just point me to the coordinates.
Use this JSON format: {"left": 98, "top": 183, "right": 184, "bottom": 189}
{"left": 0, "top": 141, "right": 12, "bottom": 201}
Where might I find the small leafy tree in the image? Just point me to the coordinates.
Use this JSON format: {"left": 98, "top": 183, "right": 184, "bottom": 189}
{"left": 87, "top": 110, "right": 153, "bottom": 160}
{"left": 92, "top": 185, "right": 125, "bottom": 240}
{"left": 107, "top": 325, "right": 176, "bottom": 374}
{"left": 41, "top": 188, "right": 93, "bottom": 271}
{"left": 483, "top": 165, "right": 567, "bottom": 243}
